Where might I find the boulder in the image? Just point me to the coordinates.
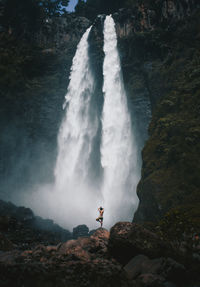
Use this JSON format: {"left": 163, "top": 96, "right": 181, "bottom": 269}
{"left": 124, "top": 255, "right": 186, "bottom": 286}
{"left": 108, "top": 222, "right": 171, "bottom": 264}
{"left": 0, "top": 233, "right": 14, "bottom": 251}
{"left": 136, "top": 273, "right": 165, "bottom": 287}
{"left": 0, "top": 216, "right": 10, "bottom": 231}
{"left": 58, "top": 228, "right": 110, "bottom": 260}
{"left": 124, "top": 255, "right": 150, "bottom": 279}
{"left": 73, "top": 224, "right": 89, "bottom": 239}
{"left": 0, "top": 228, "right": 129, "bottom": 287}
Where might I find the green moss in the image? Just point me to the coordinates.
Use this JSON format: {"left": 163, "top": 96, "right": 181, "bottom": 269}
{"left": 134, "top": 10, "right": 200, "bottom": 230}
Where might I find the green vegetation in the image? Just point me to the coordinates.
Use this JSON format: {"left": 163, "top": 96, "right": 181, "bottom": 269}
{"left": 1, "top": 0, "right": 69, "bottom": 34}
{"left": 74, "top": 0, "right": 167, "bottom": 20}
{"left": 133, "top": 10, "right": 200, "bottom": 230}
{"left": 74, "top": 0, "right": 137, "bottom": 20}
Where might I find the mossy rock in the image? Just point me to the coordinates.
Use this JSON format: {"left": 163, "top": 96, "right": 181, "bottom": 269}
{"left": 134, "top": 10, "right": 200, "bottom": 231}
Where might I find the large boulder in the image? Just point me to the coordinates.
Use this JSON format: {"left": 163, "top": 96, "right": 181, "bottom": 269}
{"left": 0, "top": 228, "right": 130, "bottom": 287}
{"left": 108, "top": 222, "right": 171, "bottom": 264}
{"left": 0, "top": 233, "right": 14, "bottom": 251}
{"left": 58, "top": 228, "right": 110, "bottom": 260}
{"left": 73, "top": 224, "right": 89, "bottom": 239}
{"left": 124, "top": 255, "right": 186, "bottom": 285}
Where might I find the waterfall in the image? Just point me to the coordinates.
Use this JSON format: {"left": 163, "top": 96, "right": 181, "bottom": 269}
{"left": 100, "top": 15, "right": 139, "bottom": 226}
{"left": 51, "top": 26, "right": 100, "bottom": 229}
{"left": 25, "top": 17, "right": 140, "bottom": 230}
{"left": 55, "top": 26, "right": 97, "bottom": 188}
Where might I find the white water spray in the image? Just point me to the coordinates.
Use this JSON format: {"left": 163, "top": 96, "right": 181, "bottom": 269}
{"left": 23, "top": 27, "right": 101, "bottom": 230}
{"left": 55, "top": 26, "right": 97, "bottom": 188}
{"left": 101, "top": 16, "right": 139, "bottom": 226}
{"left": 52, "top": 26, "right": 100, "bottom": 228}
{"left": 23, "top": 18, "right": 140, "bottom": 230}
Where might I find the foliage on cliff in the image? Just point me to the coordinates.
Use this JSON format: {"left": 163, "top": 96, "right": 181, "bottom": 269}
{"left": 75, "top": 0, "right": 199, "bottom": 22}
{"left": 0, "top": 0, "right": 69, "bottom": 36}
{"left": 134, "top": 9, "right": 200, "bottom": 230}
{"left": 0, "top": 11, "right": 90, "bottom": 195}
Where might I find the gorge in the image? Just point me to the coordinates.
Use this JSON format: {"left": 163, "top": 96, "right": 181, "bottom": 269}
{"left": 0, "top": 0, "right": 200, "bottom": 286}
{"left": 26, "top": 15, "right": 142, "bottom": 230}
{"left": 0, "top": 0, "right": 199, "bottom": 234}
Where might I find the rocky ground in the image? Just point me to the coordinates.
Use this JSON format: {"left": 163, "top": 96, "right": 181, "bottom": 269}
{"left": 0, "top": 200, "right": 199, "bottom": 287}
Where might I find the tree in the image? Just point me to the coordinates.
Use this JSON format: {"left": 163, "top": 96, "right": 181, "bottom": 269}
{"left": 75, "top": 0, "right": 126, "bottom": 20}
{"left": 37, "top": 0, "right": 69, "bottom": 16}
{"left": 1, "top": 0, "right": 69, "bottom": 36}
{"left": 3, "top": 0, "right": 42, "bottom": 33}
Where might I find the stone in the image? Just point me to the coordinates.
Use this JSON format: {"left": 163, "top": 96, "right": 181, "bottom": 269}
{"left": 73, "top": 224, "right": 89, "bottom": 239}
{"left": 137, "top": 273, "right": 165, "bottom": 287}
{"left": 0, "top": 233, "right": 14, "bottom": 251}
{"left": 58, "top": 228, "right": 110, "bottom": 259}
{"left": 109, "top": 222, "right": 171, "bottom": 264}
{"left": 0, "top": 228, "right": 129, "bottom": 287}
{"left": 124, "top": 254, "right": 186, "bottom": 285}
{"left": 164, "top": 283, "right": 177, "bottom": 287}
{"left": 124, "top": 254, "right": 150, "bottom": 279}
{"left": 0, "top": 200, "right": 72, "bottom": 249}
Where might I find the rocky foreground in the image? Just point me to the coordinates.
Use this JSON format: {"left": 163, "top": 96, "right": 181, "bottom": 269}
{"left": 0, "top": 202, "right": 199, "bottom": 287}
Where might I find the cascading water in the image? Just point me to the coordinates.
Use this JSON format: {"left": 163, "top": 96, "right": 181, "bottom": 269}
{"left": 23, "top": 26, "right": 102, "bottom": 230}
{"left": 100, "top": 15, "right": 139, "bottom": 226}
{"left": 40, "top": 26, "right": 101, "bottom": 229}
{"left": 55, "top": 26, "right": 97, "bottom": 189}
{"left": 24, "top": 17, "right": 141, "bottom": 230}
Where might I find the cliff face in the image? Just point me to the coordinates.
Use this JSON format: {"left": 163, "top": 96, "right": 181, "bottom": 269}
{"left": 0, "top": 0, "right": 200, "bottom": 230}
{"left": 115, "top": 1, "right": 200, "bottom": 228}
{"left": 133, "top": 10, "right": 200, "bottom": 227}
{"left": 96, "top": 0, "right": 200, "bottom": 229}
{"left": 0, "top": 14, "right": 90, "bottom": 199}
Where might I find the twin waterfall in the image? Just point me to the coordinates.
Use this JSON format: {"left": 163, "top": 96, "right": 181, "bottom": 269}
{"left": 54, "top": 16, "right": 139, "bottom": 229}
{"left": 101, "top": 16, "right": 138, "bottom": 224}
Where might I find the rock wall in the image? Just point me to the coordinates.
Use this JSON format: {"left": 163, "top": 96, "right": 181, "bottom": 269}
{"left": 127, "top": 2, "right": 200, "bottom": 227}
{"left": 0, "top": 13, "right": 90, "bottom": 199}
{"left": 103, "top": 0, "right": 200, "bottom": 228}
{"left": 0, "top": 0, "right": 200, "bottom": 230}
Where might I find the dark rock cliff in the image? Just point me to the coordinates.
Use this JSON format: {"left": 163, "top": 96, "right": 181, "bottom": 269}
{"left": 0, "top": 13, "right": 90, "bottom": 198}
{"left": 0, "top": 199, "right": 72, "bottom": 249}
{"left": 0, "top": 0, "right": 200, "bottom": 231}
{"left": 125, "top": 2, "right": 200, "bottom": 229}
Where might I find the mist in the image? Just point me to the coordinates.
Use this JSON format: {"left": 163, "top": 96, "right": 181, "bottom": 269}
{"left": 0, "top": 17, "right": 151, "bottom": 232}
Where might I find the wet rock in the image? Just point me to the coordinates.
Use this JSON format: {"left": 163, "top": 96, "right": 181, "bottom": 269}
{"left": 109, "top": 222, "right": 171, "bottom": 264}
{"left": 88, "top": 229, "right": 97, "bottom": 236}
{"left": 0, "top": 228, "right": 129, "bottom": 287}
{"left": 164, "top": 283, "right": 177, "bottom": 287}
{"left": 73, "top": 224, "right": 89, "bottom": 239}
{"left": 137, "top": 273, "right": 165, "bottom": 287}
{"left": 58, "top": 228, "right": 110, "bottom": 260}
{"left": 124, "top": 255, "right": 186, "bottom": 286}
{"left": 0, "top": 233, "right": 14, "bottom": 251}
{"left": 0, "top": 200, "right": 72, "bottom": 249}
{"left": 0, "top": 216, "right": 10, "bottom": 231}
{"left": 34, "top": 15, "right": 90, "bottom": 51}
{"left": 124, "top": 255, "right": 150, "bottom": 279}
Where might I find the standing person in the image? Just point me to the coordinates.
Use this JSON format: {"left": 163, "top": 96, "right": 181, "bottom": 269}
{"left": 96, "top": 207, "right": 104, "bottom": 227}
